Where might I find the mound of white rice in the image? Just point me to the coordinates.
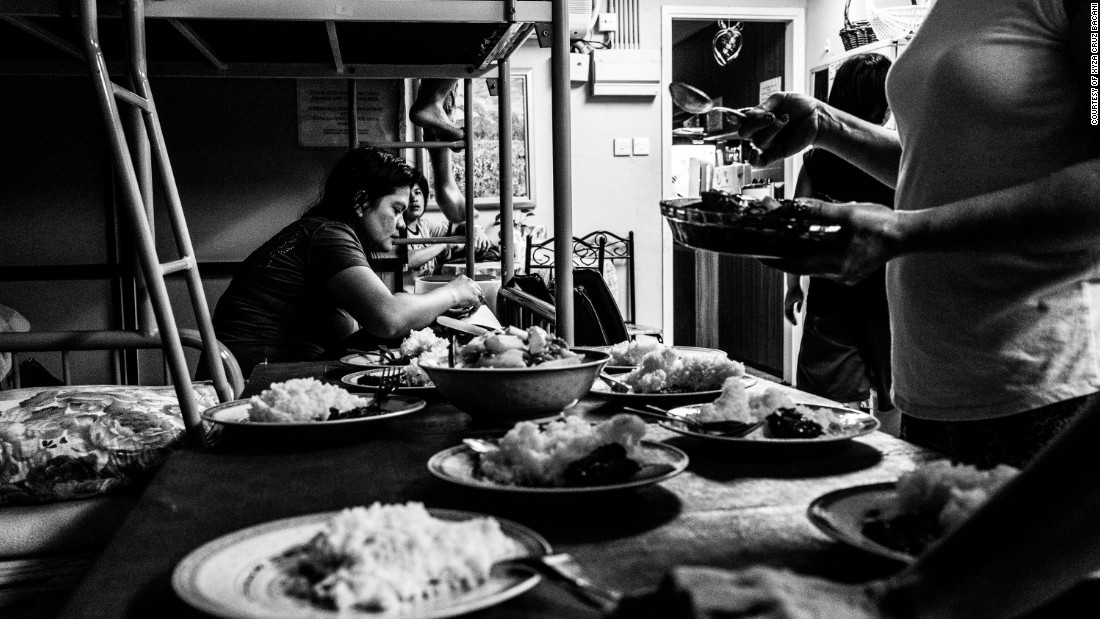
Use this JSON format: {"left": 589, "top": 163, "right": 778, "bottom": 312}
{"left": 694, "top": 376, "right": 754, "bottom": 423}
{"left": 279, "top": 502, "right": 522, "bottom": 612}
{"left": 607, "top": 337, "right": 662, "bottom": 365}
{"left": 400, "top": 327, "right": 449, "bottom": 359}
{"left": 887, "top": 460, "right": 1019, "bottom": 532}
{"left": 692, "top": 383, "right": 848, "bottom": 438}
{"left": 248, "top": 377, "right": 367, "bottom": 422}
{"left": 622, "top": 348, "right": 744, "bottom": 394}
{"left": 479, "top": 414, "right": 646, "bottom": 486}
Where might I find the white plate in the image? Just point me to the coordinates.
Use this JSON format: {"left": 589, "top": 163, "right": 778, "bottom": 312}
{"left": 340, "top": 350, "right": 406, "bottom": 368}
{"left": 575, "top": 345, "right": 730, "bottom": 372}
{"left": 806, "top": 482, "right": 914, "bottom": 563}
{"left": 172, "top": 508, "right": 550, "bottom": 618}
{"left": 589, "top": 374, "right": 758, "bottom": 406}
{"left": 202, "top": 397, "right": 425, "bottom": 442}
{"left": 427, "top": 441, "right": 689, "bottom": 496}
{"left": 660, "top": 403, "right": 879, "bottom": 446}
{"left": 341, "top": 369, "right": 437, "bottom": 396}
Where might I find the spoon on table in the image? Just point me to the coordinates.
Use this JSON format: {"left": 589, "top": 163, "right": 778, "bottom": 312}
{"left": 598, "top": 372, "right": 633, "bottom": 393}
{"left": 669, "top": 82, "right": 751, "bottom": 119}
{"left": 494, "top": 553, "right": 622, "bottom": 614}
{"left": 622, "top": 405, "right": 763, "bottom": 437}
{"left": 463, "top": 437, "right": 500, "bottom": 454}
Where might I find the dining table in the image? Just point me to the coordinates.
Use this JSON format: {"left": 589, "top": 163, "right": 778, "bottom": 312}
{"left": 51, "top": 360, "right": 1034, "bottom": 617}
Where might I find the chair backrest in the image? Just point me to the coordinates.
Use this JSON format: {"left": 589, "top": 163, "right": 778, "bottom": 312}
{"left": 572, "top": 267, "right": 630, "bottom": 345}
{"left": 523, "top": 230, "right": 636, "bottom": 323}
{"left": 497, "top": 275, "right": 557, "bottom": 333}
{"left": 524, "top": 235, "right": 602, "bottom": 279}
{"left": 497, "top": 269, "right": 629, "bottom": 346}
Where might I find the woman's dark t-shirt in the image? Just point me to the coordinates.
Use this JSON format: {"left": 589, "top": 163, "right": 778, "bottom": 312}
{"left": 213, "top": 217, "right": 372, "bottom": 372}
{"left": 803, "top": 149, "right": 895, "bottom": 319}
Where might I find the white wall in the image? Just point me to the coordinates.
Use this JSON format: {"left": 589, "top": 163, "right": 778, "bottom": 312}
{"left": 515, "top": 0, "right": 805, "bottom": 340}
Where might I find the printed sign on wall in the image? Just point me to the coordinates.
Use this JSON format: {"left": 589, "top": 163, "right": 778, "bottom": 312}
{"left": 296, "top": 79, "right": 405, "bottom": 147}
{"left": 758, "top": 76, "right": 782, "bottom": 105}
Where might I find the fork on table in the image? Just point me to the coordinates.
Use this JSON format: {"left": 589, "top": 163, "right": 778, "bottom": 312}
{"left": 373, "top": 365, "right": 403, "bottom": 405}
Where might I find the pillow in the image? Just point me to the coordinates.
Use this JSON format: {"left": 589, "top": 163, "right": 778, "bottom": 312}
{"left": 0, "top": 384, "right": 218, "bottom": 505}
{"left": 0, "top": 304, "right": 31, "bottom": 383}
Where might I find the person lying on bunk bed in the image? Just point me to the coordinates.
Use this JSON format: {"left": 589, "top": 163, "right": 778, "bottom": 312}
{"left": 211, "top": 145, "right": 485, "bottom": 377}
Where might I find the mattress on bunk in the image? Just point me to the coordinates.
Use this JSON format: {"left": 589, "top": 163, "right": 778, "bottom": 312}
{"left": 0, "top": 384, "right": 218, "bottom": 506}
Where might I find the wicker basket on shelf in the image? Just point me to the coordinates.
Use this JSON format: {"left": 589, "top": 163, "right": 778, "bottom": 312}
{"left": 838, "top": 0, "right": 877, "bottom": 51}
{"left": 868, "top": 0, "right": 934, "bottom": 42}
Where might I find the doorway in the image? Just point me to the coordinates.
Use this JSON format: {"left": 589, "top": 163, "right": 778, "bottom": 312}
{"left": 660, "top": 6, "right": 805, "bottom": 382}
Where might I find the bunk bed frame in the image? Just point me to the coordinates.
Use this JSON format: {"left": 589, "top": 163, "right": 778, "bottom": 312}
{"left": 0, "top": 0, "right": 579, "bottom": 446}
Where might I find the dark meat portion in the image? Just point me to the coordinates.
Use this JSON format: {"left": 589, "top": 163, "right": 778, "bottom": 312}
{"left": 861, "top": 510, "right": 941, "bottom": 557}
{"left": 562, "top": 443, "right": 641, "bottom": 486}
{"left": 765, "top": 408, "right": 825, "bottom": 438}
{"left": 326, "top": 404, "right": 388, "bottom": 420}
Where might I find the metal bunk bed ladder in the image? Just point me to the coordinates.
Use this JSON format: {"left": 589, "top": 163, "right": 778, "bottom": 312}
{"left": 76, "top": 0, "right": 231, "bottom": 446}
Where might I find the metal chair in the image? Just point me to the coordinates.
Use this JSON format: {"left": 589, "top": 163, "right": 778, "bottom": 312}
{"left": 497, "top": 269, "right": 629, "bottom": 346}
{"left": 525, "top": 231, "right": 663, "bottom": 342}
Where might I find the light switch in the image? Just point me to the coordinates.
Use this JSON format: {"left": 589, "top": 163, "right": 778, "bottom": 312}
{"left": 613, "top": 138, "right": 632, "bottom": 157}
{"left": 632, "top": 137, "right": 650, "bottom": 156}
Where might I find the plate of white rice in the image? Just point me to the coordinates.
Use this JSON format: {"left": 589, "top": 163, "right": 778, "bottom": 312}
{"left": 658, "top": 381, "right": 878, "bottom": 448}
{"left": 428, "top": 415, "right": 689, "bottom": 495}
{"left": 202, "top": 378, "right": 426, "bottom": 442}
{"left": 575, "top": 340, "right": 729, "bottom": 372}
{"left": 807, "top": 461, "right": 1020, "bottom": 563}
{"left": 172, "top": 503, "right": 549, "bottom": 618}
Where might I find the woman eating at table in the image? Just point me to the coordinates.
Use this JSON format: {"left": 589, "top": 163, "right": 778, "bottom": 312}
{"left": 212, "top": 145, "right": 484, "bottom": 377}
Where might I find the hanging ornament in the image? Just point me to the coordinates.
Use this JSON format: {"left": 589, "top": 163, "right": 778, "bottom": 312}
{"left": 712, "top": 20, "right": 744, "bottom": 66}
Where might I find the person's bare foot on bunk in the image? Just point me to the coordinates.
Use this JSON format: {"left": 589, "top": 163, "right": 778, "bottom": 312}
{"left": 411, "top": 78, "right": 464, "bottom": 143}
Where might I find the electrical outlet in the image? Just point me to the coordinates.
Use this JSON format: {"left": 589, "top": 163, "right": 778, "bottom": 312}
{"left": 632, "top": 137, "right": 650, "bottom": 156}
{"left": 597, "top": 13, "right": 618, "bottom": 32}
{"left": 613, "top": 138, "right": 632, "bottom": 157}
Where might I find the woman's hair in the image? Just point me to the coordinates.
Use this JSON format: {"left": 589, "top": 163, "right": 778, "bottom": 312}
{"left": 302, "top": 145, "right": 418, "bottom": 221}
{"left": 414, "top": 172, "right": 430, "bottom": 202}
{"left": 828, "top": 53, "right": 892, "bottom": 124}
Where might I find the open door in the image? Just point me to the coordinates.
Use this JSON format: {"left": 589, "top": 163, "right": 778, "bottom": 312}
{"left": 661, "top": 6, "right": 804, "bottom": 383}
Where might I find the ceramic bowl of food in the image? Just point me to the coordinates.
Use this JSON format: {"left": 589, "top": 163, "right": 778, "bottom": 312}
{"left": 422, "top": 349, "right": 610, "bottom": 420}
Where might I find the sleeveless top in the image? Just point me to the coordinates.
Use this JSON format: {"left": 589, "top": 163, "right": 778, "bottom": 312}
{"left": 803, "top": 148, "right": 894, "bottom": 320}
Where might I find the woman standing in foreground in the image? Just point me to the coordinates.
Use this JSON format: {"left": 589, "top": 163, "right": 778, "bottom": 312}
{"left": 610, "top": 1, "right": 1100, "bottom": 616}
{"left": 747, "top": 0, "right": 1100, "bottom": 469}
{"left": 213, "top": 146, "right": 483, "bottom": 377}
